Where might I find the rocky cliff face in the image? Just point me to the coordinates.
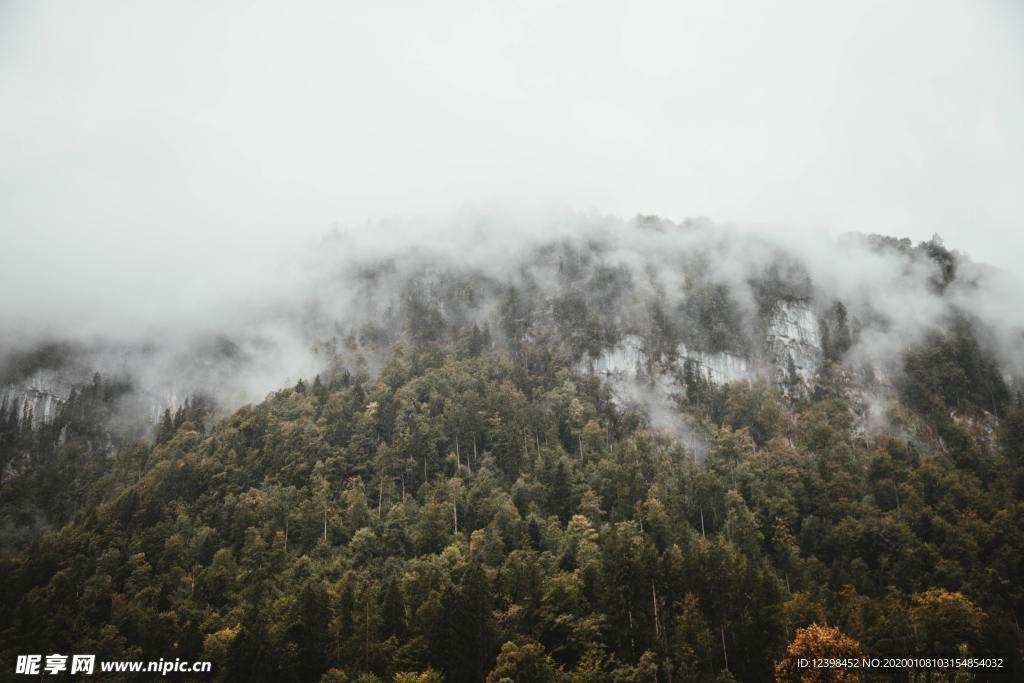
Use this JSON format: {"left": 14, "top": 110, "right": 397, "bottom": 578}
{"left": 765, "top": 299, "right": 823, "bottom": 386}
{"left": 577, "top": 335, "right": 756, "bottom": 386}
{"left": 1, "top": 387, "right": 65, "bottom": 429}
{"left": 1, "top": 370, "right": 74, "bottom": 429}
{"left": 1, "top": 369, "right": 183, "bottom": 432}
{"left": 576, "top": 298, "right": 824, "bottom": 401}
{"left": 677, "top": 344, "right": 754, "bottom": 385}
{"left": 580, "top": 335, "right": 646, "bottom": 377}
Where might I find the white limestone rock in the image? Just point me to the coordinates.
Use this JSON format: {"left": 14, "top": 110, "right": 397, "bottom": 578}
{"left": 1, "top": 370, "right": 75, "bottom": 428}
{"left": 677, "top": 344, "right": 753, "bottom": 385}
{"left": 765, "top": 300, "right": 822, "bottom": 385}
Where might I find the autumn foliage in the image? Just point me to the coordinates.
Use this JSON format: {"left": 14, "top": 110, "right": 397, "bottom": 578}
{"left": 775, "top": 624, "right": 865, "bottom": 682}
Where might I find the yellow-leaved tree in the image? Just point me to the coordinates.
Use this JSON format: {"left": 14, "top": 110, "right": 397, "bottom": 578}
{"left": 775, "top": 623, "right": 865, "bottom": 682}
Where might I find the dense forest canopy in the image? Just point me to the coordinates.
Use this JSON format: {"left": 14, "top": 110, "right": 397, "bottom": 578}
{"left": 1, "top": 227, "right": 1023, "bottom": 682}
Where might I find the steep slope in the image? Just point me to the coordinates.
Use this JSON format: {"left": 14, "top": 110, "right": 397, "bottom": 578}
{"left": 1, "top": 221, "right": 1022, "bottom": 679}
{"left": 1, "top": 324, "right": 1022, "bottom": 681}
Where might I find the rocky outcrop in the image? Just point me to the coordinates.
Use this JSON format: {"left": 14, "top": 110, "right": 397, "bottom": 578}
{"left": 1, "top": 369, "right": 182, "bottom": 432}
{"left": 576, "top": 298, "right": 825, "bottom": 400}
{"left": 581, "top": 335, "right": 647, "bottom": 377}
{"left": 1, "top": 370, "right": 74, "bottom": 429}
{"left": 576, "top": 334, "right": 757, "bottom": 398}
{"left": 676, "top": 344, "right": 754, "bottom": 385}
{"left": 765, "top": 299, "right": 823, "bottom": 386}
{"left": 0, "top": 387, "right": 64, "bottom": 428}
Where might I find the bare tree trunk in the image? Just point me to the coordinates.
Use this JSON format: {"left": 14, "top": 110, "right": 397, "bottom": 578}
{"left": 652, "top": 580, "right": 661, "bottom": 639}
{"left": 720, "top": 624, "right": 729, "bottom": 672}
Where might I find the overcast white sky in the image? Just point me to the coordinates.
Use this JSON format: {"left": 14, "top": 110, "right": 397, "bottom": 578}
{"left": 1, "top": 0, "right": 1023, "bottom": 332}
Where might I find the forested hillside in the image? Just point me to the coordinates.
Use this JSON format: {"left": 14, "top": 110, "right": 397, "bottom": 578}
{"left": 2, "top": 318, "right": 1023, "bottom": 681}
{"left": 5, "top": 0, "right": 1024, "bottom": 676}
{"left": 2, "top": 226, "right": 1023, "bottom": 681}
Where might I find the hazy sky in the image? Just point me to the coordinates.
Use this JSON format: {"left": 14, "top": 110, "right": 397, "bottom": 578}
{"left": 1, "top": 0, "right": 1023, "bottom": 333}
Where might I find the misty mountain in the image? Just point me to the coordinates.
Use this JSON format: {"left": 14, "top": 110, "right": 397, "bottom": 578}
{"left": 4, "top": 2, "right": 1022, "bottom": 678}
{"left": 2, "top": 217, "right": 1023, "bottom": 681}
{"left": 3, "top": 216, "right": 1020, "bottom": 439}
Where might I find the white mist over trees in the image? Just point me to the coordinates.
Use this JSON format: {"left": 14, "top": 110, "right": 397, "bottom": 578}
{"left": 2, "top": 3, "right": 1024, "bottom": 676}
{"left": 1, "top": 213, "right": 1021, "bottom": 430}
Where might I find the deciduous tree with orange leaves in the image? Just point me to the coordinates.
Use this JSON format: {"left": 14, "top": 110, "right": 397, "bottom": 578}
{"left": 775, "top": 624, "right": 865, "bottom": 682}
